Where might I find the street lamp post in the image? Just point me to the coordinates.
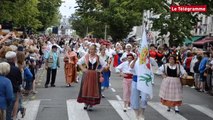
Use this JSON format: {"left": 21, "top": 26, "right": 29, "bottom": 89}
{"left": 86, "top": 26, "right": 88, "bottom": 36}
{"left": 104, "top": 24, "right": 107, "bottom": 40}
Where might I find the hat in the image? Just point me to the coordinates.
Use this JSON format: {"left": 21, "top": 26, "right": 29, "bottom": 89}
{"left": 127, "top": 53, "right": 134, "bottom": 59}
{"left": 9, "top": 45, "right": 17, "bottom": 51}
{"left": 116, "top": 42, "right": 120, "bottom": 47}
{"left": 52, "top": 45, "right": 58, "bottom": 49}
{"left": 5, "top": 51, "right": 16, "bottom": 59}
{"left": 125, "top": 44, "right": 132, "bottom": 48}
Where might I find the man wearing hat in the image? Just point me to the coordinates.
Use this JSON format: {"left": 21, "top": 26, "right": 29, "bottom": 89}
{"left": 120, "top": 43, "right": 136, "bottom": 62}
{"left": 116, "top": 53, "right": 134, "bottom": 112}
{"left": 5, "top": 51, "right": 22, "bottom": 120}
{"left": 44, "top": 45, "right": 60, "bottom": 88}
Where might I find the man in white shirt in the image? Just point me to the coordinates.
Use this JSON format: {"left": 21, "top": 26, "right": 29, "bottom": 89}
{"left": 116, "top": 53, "right": 134, "bottom": 112}
{"left": 129, "top": 57, "right": 150, "bottom": 120}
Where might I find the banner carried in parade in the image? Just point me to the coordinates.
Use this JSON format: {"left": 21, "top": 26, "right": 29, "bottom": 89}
{"left": 137, "top": 29, "right": 153, "bottom": 99}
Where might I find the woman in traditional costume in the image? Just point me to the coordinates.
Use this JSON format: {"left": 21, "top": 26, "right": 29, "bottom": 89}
{"left": 77, "top": 44, "right": 107, "bottom": 111}
{"left": 113, "top": 43, "right": 123, "bottom": 67}
{"left": 64, "top": 47, "right": 78, "bottom": 87}
{"left": 159, "top": 55, "right": 187, "bottom": 113}
{"left": 99, "top": 47, "right": 111, "bottom": 98}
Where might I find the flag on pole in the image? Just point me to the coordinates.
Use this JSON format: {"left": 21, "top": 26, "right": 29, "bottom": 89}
{"left": 137, "top": 29, "right": 153, "bottom": 99}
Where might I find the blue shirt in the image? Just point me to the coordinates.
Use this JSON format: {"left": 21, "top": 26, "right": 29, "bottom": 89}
{"left": 0, "top": 76, "right": 14, "bottom": 109}
{"left": 45, "top": 51, "right": 59, "bottom": 69}
{"left": 24, "top": 67, "right": 33, "bottom": 81}
{"left": 6, "top": 62, "right": 22, "bottom": 93}
{"left": 199, "top": 57, "right": 208, "bottom": 73}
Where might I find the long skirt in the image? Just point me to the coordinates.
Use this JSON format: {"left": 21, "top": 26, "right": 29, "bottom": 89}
{"left": 113, "top": 54, "right": 119, "bottom": 67}
{"left": 101, "top": 70, "right": 111, "bottom": 88}
{"left": 113, "top": 54, "right": 122, "bottom": 67}
{"left": 159, "top": 77, "right": 183, "bottom": 107}
{"left": 64, "top": 63, "right": 77, "bottom": 84}
{"left": 123, "top": 78, "right": 132, "bottom": 102}
{"left": 77, "top": 70, "right": 101, "bottom": 105}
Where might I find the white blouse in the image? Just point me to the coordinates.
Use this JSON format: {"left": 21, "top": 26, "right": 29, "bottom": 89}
{"left": 99, "top": 54, "right": 109, "bottom": 62}
{"left": 77, "top": 55, "right": 107, "bottom": 68}
{"left": 158, "top": 63, "right": 186, "bottom": 76}
{"left": 116, "top": 61, "right": 132, "bottom": 74}
{"left": 120, "top": 51, "right": 136, "bottom": 62}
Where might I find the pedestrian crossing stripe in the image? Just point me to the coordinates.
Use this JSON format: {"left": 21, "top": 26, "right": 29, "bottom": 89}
{"left": 148, "top": 102, "right": 187, "bottom": 120}
{"left": 189, "top": 104, "right": 213, "bottom": 119}
{"left": 108, "top": 100, "right": 136, "bottom": 120}
{"left": 17, "top": 100, "right": 40, "bottom": 120}
{"left": 17, "top": 99, "right": 213, "bottom": 120}
{"left": 66, "top": 99, "right": 90, "bottom": 120}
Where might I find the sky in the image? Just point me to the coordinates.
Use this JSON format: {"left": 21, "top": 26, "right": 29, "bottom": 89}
{"left": 59, "top": 0, "right": 77, "bottom": 18}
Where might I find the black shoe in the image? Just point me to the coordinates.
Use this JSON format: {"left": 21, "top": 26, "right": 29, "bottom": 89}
{"left": 123, "top": 108, "right": 127, "bottom": 112}
{"left": 83, "top": 106, "right": 88, "bottom": 110}
{"left": 175, "top": 110, "right": 180, "bottom": 113}
{"left": 51, "top": 85, "right": 56, "bottom": 87}
{"left": 21, "top": 108, "right": 26, "bottom": 118}
{"left": 102, "top": 95, "right": 105, "bottom": 98}
{"left": 167, "top": 107, "right": 171, "bottom": 112}
{"left": 87, "top": 105, "right": 93, "bottom": 111}
{"left": 45, "top": 85, "right": 48, "bottom": 88}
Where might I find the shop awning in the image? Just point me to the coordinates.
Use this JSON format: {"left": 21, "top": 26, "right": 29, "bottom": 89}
{"left": 184, "top": 36, "right": 204, "bottom": 44}
{"left": 193, "top": 37, "right": 213, "bottom": 45}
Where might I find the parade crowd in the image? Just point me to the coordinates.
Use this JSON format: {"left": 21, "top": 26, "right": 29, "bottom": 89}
{"left": 0, "top": 30, "right": 213, "bottom": 120}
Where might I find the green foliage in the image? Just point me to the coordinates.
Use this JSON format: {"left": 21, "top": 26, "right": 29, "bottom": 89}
{"left": 102, "top": 0, "right": 142, "bottom": 41}
{"left": 0, "top": 0, "right": 42, "bottom": 29}
{"left": 140, "top": 0, "right": 212, "bottom": 45}
{"left": 73, "top": 0, "right": 142, "bottom": 41}
{"left": 71, "top": 14, "right": 105, "bottom": 38}
{"left": 37, "top": 0, "right": 62, "bottom": 31}
{"left": 72, "top": 0, "right": 213, "bottom": 44}
{"left": 0, "top": 0, "right": 62, "bottom": 31}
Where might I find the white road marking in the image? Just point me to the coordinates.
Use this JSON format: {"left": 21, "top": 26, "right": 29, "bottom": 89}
{"left": 189, "top": 104, "right": 213, "bottom": 119}
{"left": 108, "top": 100, "right": 136, "bottom": 120}
{"left": 148, "top": 102, "right": 188, "bottom": 120}
{"left": 111, "top": 88, "right": 116, "bottom": 92}
{"left": 40, "top": 99, "right": 52, "bottom": 101}
{"left": 116, "top": 95, "right": 122, "bottom": 101}
{"left": 66, "top": 99, "right": 90, "bottom": 120}
{"left": 18, "top": 100, "right": 41, "bottom": 120}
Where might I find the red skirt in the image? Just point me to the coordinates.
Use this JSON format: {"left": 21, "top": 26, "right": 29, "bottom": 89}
{"left": 113, "top": 54, "right": 119, "bottom": 67}
{"left": 77, "top": 70, "right": 101, "bottom": 105}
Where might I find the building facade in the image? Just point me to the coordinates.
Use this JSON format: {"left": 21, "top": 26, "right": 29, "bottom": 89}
{"left": 193, "top": 14, "right": 213, "bottom": 36}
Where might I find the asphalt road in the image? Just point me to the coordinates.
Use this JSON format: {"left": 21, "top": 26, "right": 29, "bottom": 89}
{"left": 18, "top": 56, "right": 213, "bottom": 120}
